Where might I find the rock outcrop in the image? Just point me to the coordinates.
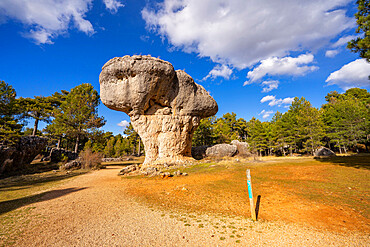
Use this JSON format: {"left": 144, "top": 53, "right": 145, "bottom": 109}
{"left": 205, "top": 144, "right": 238, "bottom": 158}
{"left": 99, "top": 55, "right": 218, "bottom": 167}
{"left": 0, "top": 136, "right": 47, "bottom": 175}
{"left": 315, "top": 147, "right": 336, "bottom": 157}
{"left": 231, "top": 140, "right": 251, "bottom": 156}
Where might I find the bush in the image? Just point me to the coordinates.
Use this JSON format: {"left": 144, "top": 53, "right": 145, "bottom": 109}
{"left": 80, "top": 149, "right": 103, "bottom": 169}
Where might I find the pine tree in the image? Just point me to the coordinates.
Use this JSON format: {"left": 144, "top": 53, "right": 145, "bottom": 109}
{"left": 104, "top": 136, "right": 115, "bottom": 157}
{"left": 0, "top": 81, "right": 23, "bottom": 145}
{"left": 192, "top": 116, "right": 217, "bottom": 146}
{"left": 53, "top": 83, "right": 105, "bottom": 153}
{"left": 347, "top": 0, "right": 370, "bottom": 61}
{"left": 19, "top": 93, "right": 64, "bottom": 136}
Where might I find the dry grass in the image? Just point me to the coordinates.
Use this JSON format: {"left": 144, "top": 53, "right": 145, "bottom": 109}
{"left": 121, "top": 155, "right": 370, "bottom": 233}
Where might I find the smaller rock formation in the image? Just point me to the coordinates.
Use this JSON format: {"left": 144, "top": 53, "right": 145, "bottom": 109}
{"left": 60, "top": 158, "right": 82, "bottom": 170}
{"left": 118, "top": 164, "right": 140, "bottom": 175}
{"left": 205, "top": 144, "right": 238, "bottom": 157}
{"left": 0, "top": 136, "right": 47, "bottom": 175}
{"left": 231, "top": 140, "right": 250, "bottom": 156}
{"left": 315, "top": 147, "right": 336, "bottom": 157}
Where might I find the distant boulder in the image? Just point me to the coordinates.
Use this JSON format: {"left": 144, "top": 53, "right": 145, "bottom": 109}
{"left": 315, "top": 147, "right": 336, "bottom": 157}
{"left": 231, "top": 140, "right": 251, "bottom": 156}
{"left": 0, "top": 136, "right": 47, "bottom": 175}
{"left": 206, "top": 144, "right": 237, "bottom": 158}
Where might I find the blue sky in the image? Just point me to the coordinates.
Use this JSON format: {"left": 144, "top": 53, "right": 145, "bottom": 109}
{"left": 0, "top": 0, "right": 369, "bottom": 135}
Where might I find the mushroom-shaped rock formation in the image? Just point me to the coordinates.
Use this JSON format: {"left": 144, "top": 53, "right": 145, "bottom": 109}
{"left": 99, "top": 55, "right": 218, "bottom": 167}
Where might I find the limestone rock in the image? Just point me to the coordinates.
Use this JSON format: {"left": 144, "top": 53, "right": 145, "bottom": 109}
{"left": 60, "top": 158, "right": 82, "bottom": 170}
{"left": 315, "top": 147, "right": 336, "bottom": 157}
{"left": 99, "top": 55, "right": 218, "bottom": 167}
{"left": 118, "top": 164, "right": 140, "bottom": 175}
{"left": 205, "top": 144, "right": 237, "bottom": 157}
{"left": 0, "top": 136, "right": 47, "bottom": 175}
{"left": 231, "top": 140, "right": 251, "bottom": 156}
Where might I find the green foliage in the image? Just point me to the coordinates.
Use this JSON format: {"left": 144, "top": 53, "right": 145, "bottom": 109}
{"left": 192, "top": 117, "right": 217, "bottom": 146}
{"left": 322, "top": 88, "right": 369, "bottom": 153}
{"left": 52, "top": 83, "right": 105, "bottom": 152}
{"left": 347, "top": 0, "right": 370, "bottom": 61}
{"left": 104, "top": 136, "right": 116, "bottom": 157}
{"left": 124, "top": 123, "right": 142, "bottom": 155}
{"left": 19, "top": 92, "right": 65, "bottom": 136}
{"left": 0, "top": 81, "right": 24, "bottom": 145}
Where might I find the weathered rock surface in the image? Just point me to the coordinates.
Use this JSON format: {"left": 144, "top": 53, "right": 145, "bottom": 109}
{"left": 0, "top": 136, "right": 47, "bottom": 175}
{"left": 231, "top": 140, "right": 251, "bottom": 156}
{"left": 60, "top": 158, "right": 82, "bottom": 170}
{"left": 205, "top": 144, "right": 238, "bottom": 158}
{"left": 100, "top": 55, "right": 218, "bottom": 167}
{"left": 315, "top": 147, "right": 336, "bottom": 157}
{"left": 118, "top": 164, "right": 140, "bottom": 175}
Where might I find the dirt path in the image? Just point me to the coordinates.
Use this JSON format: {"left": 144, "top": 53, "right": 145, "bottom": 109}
{"left": 14, "top": 166, "right": 369, "bottom": 246}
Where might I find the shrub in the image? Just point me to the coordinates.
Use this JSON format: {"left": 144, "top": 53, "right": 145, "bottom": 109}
{"left": 80, "top": 148, "right": 103, "bottom": 169}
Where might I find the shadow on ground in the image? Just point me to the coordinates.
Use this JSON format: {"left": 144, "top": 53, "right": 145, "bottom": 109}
{"left": 314, "top": 153, "right": 370, "bottom": 169}
{"left": 0, "top": 171, "right": 87, "bottom": 191}
{"left": 0, "top": 162, "right": 60, "bottom": 179}
{"left": 0, "top": 187, "right": 87, "bottom": 215}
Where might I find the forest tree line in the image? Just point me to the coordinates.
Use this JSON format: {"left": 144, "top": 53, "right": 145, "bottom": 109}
{"left": 1, "top": 80, "right": 369, "bottom": 157}
{"left": 193, "top": 88, "right": 370, "bottom": 156}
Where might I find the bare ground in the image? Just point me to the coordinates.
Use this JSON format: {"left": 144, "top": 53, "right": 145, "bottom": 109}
{"left": 7, "top": 166, "right": 370, "bottom": 246}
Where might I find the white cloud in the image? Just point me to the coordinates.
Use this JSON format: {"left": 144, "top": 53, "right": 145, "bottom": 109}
{"left": 259, "top": 110, "right": 274, "bottom": 119}
{"left": 117, "top": 120, "right": 130, "bottom": 128}
{"left": 325, "top": 49, "right": 339, "bottom": 58}
{"left": 246, "top": 54, "right": 318, "bottom": 83}
{"left": 142, "top": 0, "right": 354, "bottom": 69}
{"left": 261, "top": 80, "right": 279, "bottom": 92}
{"left": 326, "top": 59, "right": 370, "bottom": 89}
{"left": 203, "top": 64, "right": 233, "bottom": 80}
{"left": 261, "top": 95, "right": 294, "bottom": 107}
{"left": 0, "top": 0, "right": 95, "bottom": 44}
{"left": 332, "top": 35, "right": 357, "bottom": 48}
{"left": 103, "top": 0, "right": 124, "bottom": 14}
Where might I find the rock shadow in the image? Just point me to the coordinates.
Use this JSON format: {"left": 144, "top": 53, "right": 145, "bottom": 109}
{"left": 0, "top": 187, "right": 87, "bottom": 215}
{"left": 314, "top": 153, "right": 370, "bottom": 169}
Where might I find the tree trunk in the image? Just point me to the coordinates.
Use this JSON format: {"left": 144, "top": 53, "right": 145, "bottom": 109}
{"left": 311, "top": 137, "right": 314, "bottom": 156}
{"left": 57, "top": 136, "right": 61, "bottom": 149}
{"left": 338, "top": 142, "right": 342, "bottom": 154}
{"left": 32, "top": 118, "right": 39, "bottom": 136}
{"left": 137, "top": 138, "right": 141, "bottom": 156}
{"left": 74, "top": 135, "right": 79, "bottom": 153}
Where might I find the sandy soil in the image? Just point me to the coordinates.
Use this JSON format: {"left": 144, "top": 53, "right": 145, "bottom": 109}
{"left": 14, "top": 166, "right": 370, "bottom": 246}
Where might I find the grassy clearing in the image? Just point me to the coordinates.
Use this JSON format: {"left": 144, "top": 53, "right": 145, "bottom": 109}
{"left": 0, "top": 169, "right": 88, "bottom": 246}
{"left": 122, "top": 155, "right": 370, "bottom": 233}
